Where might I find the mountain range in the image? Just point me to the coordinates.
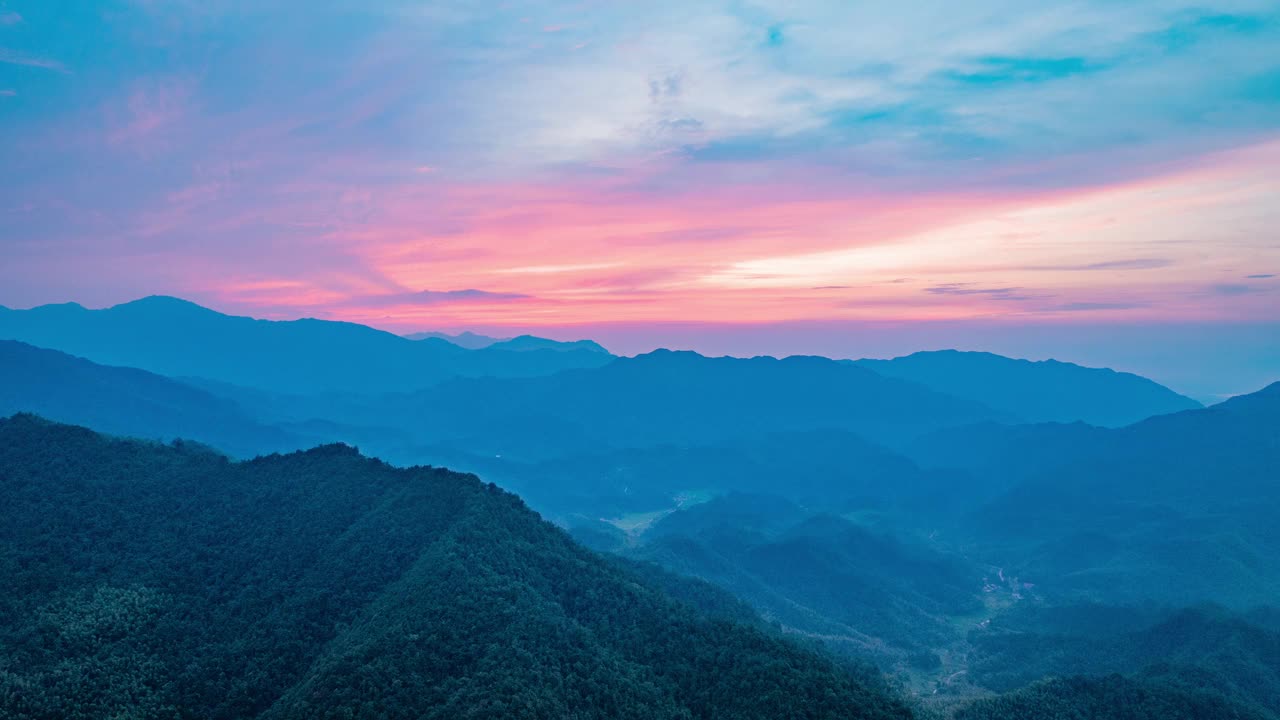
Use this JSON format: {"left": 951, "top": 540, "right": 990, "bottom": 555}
{"left": 406, "top": 329, "right": 610, "bottom": 354}
{"left": 854, "top": 350, "right": 1200, "bottom": 426}
{"left": 1, "top": 297, "right": 1201, "bottom": 428}
{"left": 0, "top": 296, "right": 613, "bottom": 394}
{"left": 0, "top": 340, "right": 300, "bottom": 457}
{"left": 4, "top": 296, "right": 1278, "bottom": 718}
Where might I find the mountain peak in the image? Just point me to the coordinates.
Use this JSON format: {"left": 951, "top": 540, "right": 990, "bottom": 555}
{"left": 488, "top": 334, "right": 611, "bottom": 354}
{"left": 29, "top": 301, "right": 87, "bottom": 312}
{"left": 405, "top": 329, "right": 507, "bottom": 349}
{"left": 634, "top": 348, "right": 705, "bottom": 360}
{"left": 1212, "top": 380, "right": 1280, "bottom": 414}
{"left": 111, "top": 295, "right": 219, "bottom": 315}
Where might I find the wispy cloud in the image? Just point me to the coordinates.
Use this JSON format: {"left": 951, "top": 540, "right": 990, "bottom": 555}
{"left": 0, "top": 12, "right": 21, "bottom": 26}
{"left": 357, "top": 289, "right": 531, "bottom": 308}
{"left": 0, "top": 48, "right": 68, "bottom": 73}
{"left": 1211, "top": 283, "right": 1270, "bottom": 296}
{"left": 107, "top": 78, "right": 194, "bottom": 146}
{"left": 1027, "top": 258, "right": 1173, "bottom": 271}
{"left": 1, "top": 0, "right": 1278, "bottom": 334}
{"left": 499, "top": 263, "right": 622, "bottom": 275}
{"left": 925, "top": 283, "right": 1032, "bottom": 301}
{"left": 1053, "top": 301, "right": 1147, "bottom": 311}
{"left": 410, "top": 1, "right": 1280, "bottom": 181}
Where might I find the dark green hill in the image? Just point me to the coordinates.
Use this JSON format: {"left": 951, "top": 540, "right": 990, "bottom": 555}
{"left": 967, "top": 604, "right": 1280, "bottom": 715}
{"left": 955, "top": 602, "right": 1280, "bottom": 720}
{"left": 629, "top": 495, "right": 983, "bottom": 662}
{"left": 956, "top": 674, "right": 1269, "bottom": 720}
{"left": 962, "top": 383, "right": 1280, "bottom": 606}
{"left": 0, "top": 415, "right": 912, "bottom": 720}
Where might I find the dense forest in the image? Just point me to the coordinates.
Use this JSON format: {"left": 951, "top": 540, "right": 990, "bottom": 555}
{"left": 0, "top": 415, "right": 912, "bottom": 720}
{"left": 955, "top": 674, "right": 1271, "bottom": 720}
{"left": 621, "top": 493, "right": 984, "bottom": 664}
{"left": 964, "top": 603, "right": 1280, "bottom": 717}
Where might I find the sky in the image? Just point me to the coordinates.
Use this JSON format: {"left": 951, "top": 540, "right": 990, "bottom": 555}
{"left": 1, "top": 1, "right": 1278, "bottom": 399}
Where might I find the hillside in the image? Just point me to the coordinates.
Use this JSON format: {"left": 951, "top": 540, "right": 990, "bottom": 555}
{"left": 956, "top": 603, "right": 1280, "bottom": 720}
{"left": 0, "top": 297, "right": 613, "bottom": 394}
{"left": 956, "top": 674, "right": 1269, "bottom": 720}
{"left": 630, "top": 498, "right": 984, "bottom": 664}
{"left": 0, "top": 415, "right": 912, "bottom": 720}
{"left": 967, "top": 604, "right": 1280, "bottom": 708}
{"left": 962, "top": 382, "right": 1280, "bottom": 606}
{"left": 855, "top": 350, "right": 1200, "bottom": 426}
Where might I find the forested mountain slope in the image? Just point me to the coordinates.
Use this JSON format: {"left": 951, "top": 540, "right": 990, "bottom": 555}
{"left": 629, "top": 496, "right": 984, "bottom": 663}
{"left": 0, "top": 415, "right": 912, "bottom": 720}
{"left": 954, "top": 603, "right": 1280, "bottom": 720}
{"left": 962, "top": 382, "right": 1280, "bottom": 606}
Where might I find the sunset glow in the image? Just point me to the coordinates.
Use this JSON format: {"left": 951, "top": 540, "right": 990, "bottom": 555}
{"left": 2, "top": 1, "right": 1278, "bottom": 389}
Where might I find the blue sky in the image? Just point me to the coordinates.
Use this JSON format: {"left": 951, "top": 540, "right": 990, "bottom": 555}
{"left": 2, "top": 1, "right": 1279, "bottom": 398}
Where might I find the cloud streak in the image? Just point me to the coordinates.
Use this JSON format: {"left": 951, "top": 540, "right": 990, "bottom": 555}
{"left": 0, "top": 48, "right": 67, "bottom": 73}
{"left": 357, "top": 289, "right": 532, "bottom": 308}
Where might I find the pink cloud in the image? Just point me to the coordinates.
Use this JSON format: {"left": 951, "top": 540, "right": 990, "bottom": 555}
{"left": 267, "top": 139, "right": 1275, "bottom": 330}
{"left": 106, "top": 78, "right": 195, "bottom": 147}
{"left": 12, "top": 84, "right": 1276, "bottom": 337}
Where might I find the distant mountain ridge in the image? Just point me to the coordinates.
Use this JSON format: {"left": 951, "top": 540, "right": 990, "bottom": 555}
{"left": 406, "top": 329, "right": 610, "bottom": 354}
{"left": 0, "top": 339, "right": 300, "bottom": 457}
{"left": 0, "top": 296, "right": 613, "bottom": 394}
{"left": 404, "top": 329, "right": 507, "bottom": 348}
{"left": 854, "top": 350, "right": 1200, "bottom": 426}
{"left": 489, "top": 334, "right": 610, "bottom": 354}
{"left": 0, "top": 298, "right": 1198, "bottom": 433}
{"left": 367, "top": 349, "right": 1012, "bottom": 454}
